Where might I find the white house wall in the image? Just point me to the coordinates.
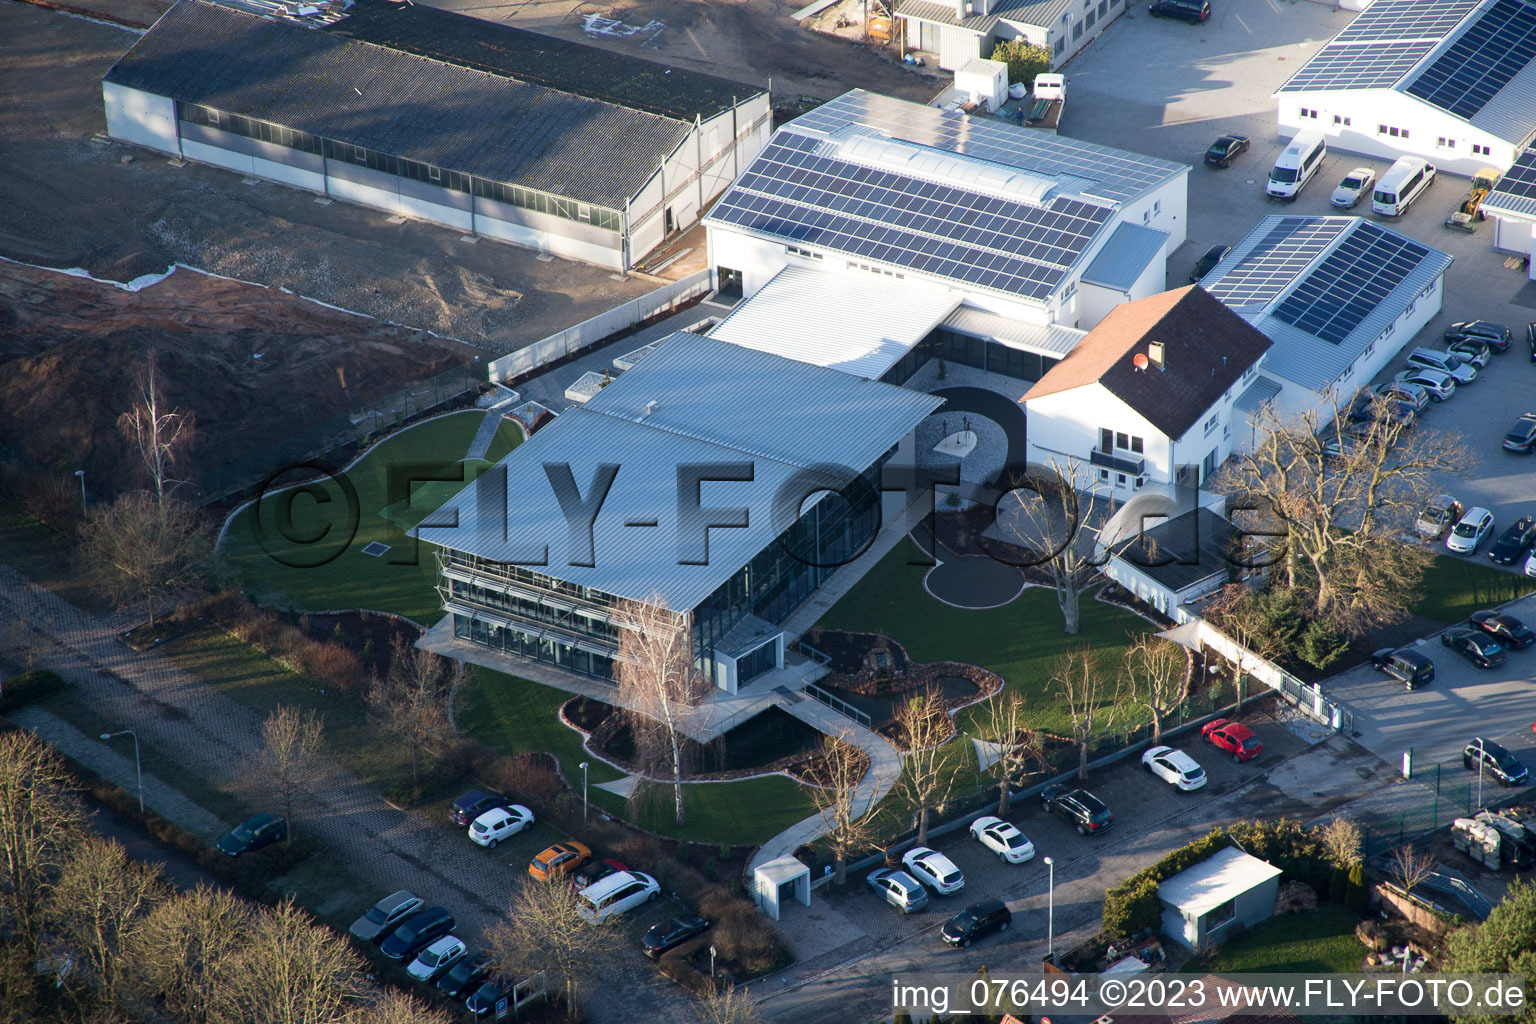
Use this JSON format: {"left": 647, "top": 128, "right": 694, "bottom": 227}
{"left": 103, "top": 81, "right": 179, "bottom": 157}
{"left": 1491, "top": 212, "right": 1536, "bottom": 265}
{"left": 1024, "top": 383, "right": 1171, "bottom": 493}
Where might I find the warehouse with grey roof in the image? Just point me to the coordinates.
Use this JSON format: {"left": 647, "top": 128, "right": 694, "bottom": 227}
{"left": 101, "top": 0, "right": 770, "bottom": 269}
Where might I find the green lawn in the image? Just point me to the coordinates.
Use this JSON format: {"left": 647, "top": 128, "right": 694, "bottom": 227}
{"left": 1411, "top": 553, "right": 1533, "bottom": 624}
{"left": 457, "top": 666, "right": 820, "bottom": 845}
{"left": 0, "top": 501, "right": 107, "bottom": 611}
{"left": 1203, "top": 903, "right": 1366, "bottom": 974}
{"left": 221, "top": 410, "right": 520, "bottom": 623}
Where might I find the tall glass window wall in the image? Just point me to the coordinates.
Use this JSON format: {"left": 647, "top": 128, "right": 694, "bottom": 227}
{"left": 881, "top": 328, "right": 1062, "bottom": 386}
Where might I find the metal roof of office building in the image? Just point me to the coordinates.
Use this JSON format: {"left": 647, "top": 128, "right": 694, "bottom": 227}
{"left": 895, "top": 0, "right": 1072, "bottom": 37}
{"left": 1276, "top": 0, "right": 1536, "bottom": 146}
{"left": 1203, "top": 217, "right": 1452, "bottom": 392}
{"left": 420, "top": 332, "right": 940, "bottom": 610}
{"left": 104, "top": 0, "right": 689, "bottom": 208}
{"left": 706, "top": 90, "right": 1186, "bottom": 303}
{"left": 1080, "top": 223, "right": 1170, "bottom": 292}
{"left": 1482, "top": 145, "right": 1536, "bottom": 217}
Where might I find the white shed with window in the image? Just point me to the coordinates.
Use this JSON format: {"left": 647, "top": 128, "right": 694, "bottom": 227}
{"left": 1158, "top": 846, "right": 1282, "bottom": 952}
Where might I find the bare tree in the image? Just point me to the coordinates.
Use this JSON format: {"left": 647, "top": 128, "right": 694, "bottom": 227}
{"left": 977, "top": 691, "right": 1041, "bottom": 816}
{"left": 0, "top": 731, "right": 83, "bottom": 960}
{"left": 805, "top": 730, "right": 878, "bottom": 886}
{"left": 0, "top": 936, "right": 39, "bottom": 1024}
{"left": 366, "top": 637, "right": 454, "bottom": 788}
{"left": 1217, "top": 398, "right": 1473, "bottom": 635}
{"left": 1202, "top": 583, "right": 1280, "bottom": 714}
{"left": 998, "top": 456, "right": 1104, "bottom": 635}
{"left": 695, "top": 982, "right": 765, "bottom": 1024}
{"left": 118, "top": 351, "right": 196, "bottom": 517}
{"left": 1390, "top": 843, "right": 1435, "bottom": 895}
{"left": 206, "top": 897, "right": 365, "bottom": 1024}
{"left": 127, "top": 883, "right": 252, "bottom": 1024}
{"left": 47, "top": 835, "right": 169, "bottom": 1008}
{"left": 346, "top": 988, "right": 457, "bottom": 1024}
{"left": 484, "top": 878, "right": 623, "bottom": 1019}
{"left": 1320, "top": 817, "right": 1363, "bottom": 870}
{"left": 1118, "top": 634, "right": 1190, "bottom": 744}
{"left": 1052, "top": 646, "right": 1113, "bottom": 781}
{"left": 77, "top": 492, "right": 213, "bottom": 627}
{"left": 250, "top": 705, "right": 325, "bottom": 844}
{"left": 614, "top": 596, "right": 709, "bottom": 828}
{"left": 894, "top": 689, "right": 958, "bottom": 845}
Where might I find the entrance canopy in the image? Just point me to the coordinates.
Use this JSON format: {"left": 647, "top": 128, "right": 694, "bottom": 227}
{"left": 753, "top": 856, "right": 811, "bottom": 921}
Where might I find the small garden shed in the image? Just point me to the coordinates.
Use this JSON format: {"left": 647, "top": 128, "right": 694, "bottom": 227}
{"left": 1158, "top": 846, "right": 1282, "bottom": 952}
{"left": 754, "top": 856, "right": 810, "bottom": 921}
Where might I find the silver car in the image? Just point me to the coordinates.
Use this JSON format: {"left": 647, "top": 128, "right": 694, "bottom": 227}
{"left": 1392, "top": 367, "right": 1456, "bottom": 401}
{"left": 867, "top": 868, "right": 929, "bottom": 913}
{"left": 1330, "top": 167, "right": 1376, "bottom": 208}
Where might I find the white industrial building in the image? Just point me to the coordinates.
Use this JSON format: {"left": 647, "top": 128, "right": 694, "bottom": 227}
{"left": 702, "top": 90, "right": 1187, "bottom": 388}
{"left": 102, "top": 0, "right": 770, "bottom": 270}
{"left": 895, "top": 0, "right": 1129, "bottom": 72}
{"left": 1274, "top": 0, "right": 1536, "bottom": 176}
{"left": 1478, "top": 146, "right": 1536, "bottom": 271}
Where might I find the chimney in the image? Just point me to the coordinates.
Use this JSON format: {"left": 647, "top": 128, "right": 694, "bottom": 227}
{"left": 1148, "top": 341, "right": 1165, "bottom": 371}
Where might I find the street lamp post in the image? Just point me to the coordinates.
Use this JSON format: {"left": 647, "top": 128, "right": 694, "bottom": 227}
{"left": 1475, "top": 739, "right": 1485, "bottom": 809}
{"left": 1043, "top": 855, "right": 1055, "bottom": 962}
{"left": 709, "top": 944, "right": 717, "bottom": 981}
{"left": 580, "top": 761, "right": 590, "bottom": 823}
{"left": 99, "top": 730, "right": 142, "bottom": 813}
{"left": 74, "top": 470, "right": 87, "bottom": 518}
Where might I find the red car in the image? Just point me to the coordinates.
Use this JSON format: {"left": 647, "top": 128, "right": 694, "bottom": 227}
{"left": 1202, "top": 719, "right": 1263, "bottom": 762}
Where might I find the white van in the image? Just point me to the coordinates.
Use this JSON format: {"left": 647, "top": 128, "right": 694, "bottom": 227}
{"left": 576, "top": 870, "right": 659, "bottom": 923}
{"left": 1267, "top": 131, "right": 1326, "bottom": 200}
{"left": 1372, "top": 156, "right": 1436, "bottom": 216}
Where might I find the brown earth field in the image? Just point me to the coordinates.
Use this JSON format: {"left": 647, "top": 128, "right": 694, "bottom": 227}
{"left": 0, "top": 260, "right": 467, "bottom": 496}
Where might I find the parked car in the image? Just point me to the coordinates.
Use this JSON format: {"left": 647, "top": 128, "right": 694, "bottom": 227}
{"left": 1405, "top": 347, "right": 1477, "bottom": 384}
{"left": 1202, "top": 719, "right": 1263, "bottom": 762}
{"left": 437, "top": 953, "right": 495, "bottom": 998}
{"left": 468, "top": 804, "right": 534, "bottom": 848}
{"left": 1141, "top": 746, "right": 1208, "bottom": 790}
{"left": 1464, "top": 739, "right": 1530, "bottom": 786}
{"left": 1529, "top": 321, "right": 1536, "bottom": 362}
{"left": 902, "top": 846, "right": 966, "bottom": 894}
{"left": 1368, "top": 648, "right": 1435, "bottom": 689}
{"left": 1190, "top": 243, "right": 1232, "bottom": 282}
{"left": 1503, "top": 413, "right": 1536, "bottom": 454}
{"left": 1440, "top": 627, "right": 1506, "bottom": 669}
{"left": 1149, "top": 0, "right": 1211, "bottom": 22}
{"left": 1346, "top": 391, "right": 1416, "bottom": 425}
{"left": 572, "top": 858, "right": 628, "bottom": 891}
{"left": 1330, "top": 167, "right": 1377, "bottom": 208}
{"left": 465, "top": 978, "right": 510, "bottom": 1019}
{"left": 380, "top": 907, "right": 456, "bottom": 963}
{"left": 640, "top": 915, "right": 711, "bottom": 958}
{"left": 576, "top": 870, "right": 659, "bottom": 923}
{"left": 1204, "top": 136, "right": 1249, "bottom": 168}
{"left": 1447, "top": 507, "right": 1495, "bottom": 554}
{"left": 1393, "top": 367, "right": 1457, "bottom": 402}
{"left": 1416, "top": 494, "right": 1463, "bottom": 540}
{"left": 1527, "top": 547, "right": 1536, "bottom": 579}
{"left": 216, "top": 812, "right": 286, "bottom": 857}
{"left": 407, "top": 935, "right": 468, "bottom": 983}
{"left": 1444, "top": 320, "right": 1512, "bottom": 351}
{"left": 1323, "top": 422, "right": 1372, "bottom": 461}
{"left": 1041, "top": 784, "right": 1115, "bottom": 835}
{"left": 449, "top": 790, "right": 508, "bottom": 827}
{"left": 940, "top": 899, "right": 1012, "bottom": 948}
{"left": 1468, "top": 610, "right": 1535, "bottom": 649}
{"left": 970, "top": 816, "right": 1036, "bottom": 863}
{"left": 867, "top": 867, "right": 930, "bottom": 914}
{"left": 1487, "top": 517, "right": 1536, "bottom": 564}
{"left": 528, "top": 841, "right": 590, "bottom": 882}
{"left": 1447, "top": 336, "right": 1491, "bottom": 368}
{"left": 348, "top": 890, "right": 424, "bottom": 944}
{"left": 1375, "top": 380, "right": 1430, "bottom": 412}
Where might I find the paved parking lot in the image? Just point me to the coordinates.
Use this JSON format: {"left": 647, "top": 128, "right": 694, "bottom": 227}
{"left": 1060, "top": 1, "right": 1536, "bottom": 535}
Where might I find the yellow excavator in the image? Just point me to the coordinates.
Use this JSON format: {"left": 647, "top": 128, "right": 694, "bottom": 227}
{"left": 1445, "top": 168, "right": 1501, "bottom": 232}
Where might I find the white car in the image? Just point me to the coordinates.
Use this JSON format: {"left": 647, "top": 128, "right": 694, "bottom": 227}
{"left": 1141, "top": 746, "right": 1208, "bottom": 792}
{"left": 405, "top": 935, "right": 467, "bottom": 982}
{"left": 1525, "top": 548, "right": 1536, "bottom": 578}
{"left": 468, "top": 804, "right": 534, "bottom": 848}
{"left": 969, "top": 816, "right": 1035, "bottom": 864}
{"left": 1330, "top": 167, "right": 1376, "bottom": 208}
{"left": 576, "top": 870, "right": 660, "bottom": 923}
{"left": 902, "top": 846, "right": 965, "bottom": 894}
{"left": 1393, "top": 368, "right": 1456, "bottom": 402}
{"left": 1446, "top": 507, "right": 1495, "bottom": 554}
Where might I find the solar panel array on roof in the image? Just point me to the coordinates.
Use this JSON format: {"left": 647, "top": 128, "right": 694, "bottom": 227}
{"left": 1272, "top": 222, "right": 1432, "bottom": 345}
{"left": 1277, "top": 0, "right": 1482, "bottom": 93}
{"left": 1204, "top": 218, "right": 1348, "bottom": 307}
{"left": 1494, "top": 146, "right": 1536, "bottom": 197}
{"left": 1406, "top": 0, "right": 1536, "bottom": 119}
{"left": 1334, "top": 0, "right": 1481, "bottom": 42}
{"left": 1281, "top": 42, "right": 1438, "bottom": 91}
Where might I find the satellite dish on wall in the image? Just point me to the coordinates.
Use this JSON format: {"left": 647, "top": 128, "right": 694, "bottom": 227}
{"left": 1133, "top": 352, "right": 1149, "bottom": 371}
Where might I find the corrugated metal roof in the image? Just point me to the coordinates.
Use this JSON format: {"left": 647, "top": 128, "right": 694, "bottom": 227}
{"left": 1233, "top": 374, "right": 1284, "bottom": 414}
{"left": 707, "top": 266, "right": 961, "bottom": 379}
{"left": 1158, "top": 847, "right": 1283, "bottom": 916}
{"left": 421, "top": 332, "right": 941, "bottom": 610}
{"left": 1467, "top": 57, "right": 1536, "bottom": 148}
{"left": 1482, "top": 146, "right": 1536, "bottom": 217}
{"left": 1080, "top": 223, "right": 1170, "bottom": 291}
{"left": 896, "top": 0, "right": 1072, "bottom": 36}
{"left": 940, "top": 306, "right": 1085, "bottom": 357}
{"left": 103, "top": 0, "right": 688, "bottom": 208}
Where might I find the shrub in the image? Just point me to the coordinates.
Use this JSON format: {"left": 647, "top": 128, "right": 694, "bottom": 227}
{"left": 712, "top": 905, "right": 791, "bottom": 974}
{"left": 1299, "top": 619, "right": 1351, "bottom": 672}
{"left": 657, "top": 951, "right": 712, "bottom": 995}
{"left": 298, "top": 642, "right": 363, "bottom": 695}
{"left": 0, "top": 669, "right": 65, "bottom": 713}
{"left": 1346, "top": 863, "right": 1369, "bottom": 912}
{"left": 1356, "top": 919, "right": 1388, "bottom": 952}
{"left": 989, "top": 39, "right": 1051, "bottom": 88}
{"left": 1329, "top": 866, "right": 1349, "bottom": 904}
{"left": 611, "top": 833, "right": 659, "bottom": 870}
{"left": 484, "top": 753, "right": 566, "bottom": 807}
{"left": 1102, "top": 876, "right": 1160, "bottom": 939}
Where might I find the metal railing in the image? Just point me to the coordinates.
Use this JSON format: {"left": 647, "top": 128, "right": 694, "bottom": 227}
{"left": 792, "top": 640, "right": 832, "bottom": 666}
{"left": 803, "top": 681, "right": 873, "bottom": 729}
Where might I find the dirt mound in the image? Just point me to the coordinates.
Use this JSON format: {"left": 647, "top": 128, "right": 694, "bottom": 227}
{"left": 0, "top": 261, "right": 466, "bottom": 496}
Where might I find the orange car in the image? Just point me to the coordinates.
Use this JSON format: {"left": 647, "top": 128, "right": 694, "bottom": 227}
{"left": 528, "top": 841, "right": 591, "bottom": 882}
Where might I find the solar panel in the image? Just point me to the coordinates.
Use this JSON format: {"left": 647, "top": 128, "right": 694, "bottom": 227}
{"left": 1334, "top": 0, "right": 1481, "bottom": 43}
{"left": 1204, "top": 218, "right": 1348, "bottom": 307}
{"left": 1405, "top": 0, "right": 1536, "bottom": 120}
{"left": 1492, "top": 146, "right": 1536, "bottom": 200}
{"left": 1273, "top": 223, "right": 1431, "bottom": 345}
{"left": 1280, "top": 41, "right": 1437, "bottom": 92}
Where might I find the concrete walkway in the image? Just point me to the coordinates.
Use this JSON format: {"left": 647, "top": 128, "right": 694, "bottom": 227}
{"left": 464, "top": 408, "right": 506, "bottom": 461}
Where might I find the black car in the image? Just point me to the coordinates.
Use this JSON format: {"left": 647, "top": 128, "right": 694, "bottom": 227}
{"left": 640, "top": 915, "right": 711, "bottom": 958}
{"left": 1528, "top": 322, "right": 1536, "bottom": 363}
{"left": 380, "top": 907, "right": 456, "bottom": 962}
{"left": 1190, "top": 244, "right": 1232, "bottom": 282}
{"left": 1041, "top": 784, "right": 1114, "bottom": 835}
{"left": 1503, "top": 414, "right": 1536, "bottom": 454}
{"left": 216, "top": 812, "right": 286, "bottom": 856}
{"left": 1346, "top": 391, "right": 1416, "bottom": 426}
{"left": 437, "top": 953, "right": 495, "bottom": 999}
{"left": 1368, "top": 648, "right": 1435, "bottom": 689}
{"left": 1468, "top": 610, "right": 1536, "bottom": 649}
{"left": 940, "top": 899, "right": 1012, "bottom": 948}
{"left": 1204, "top": 135, "right": 1249, "bottom": 168}
{"left": 572, "top": 858, "right": 628, "bottom": 891}
{"left": 1464, "top": 739, "right": 1530, "bottom": 786}
{"left": 1444, "top": 320, "right": 1511, "bottom": 351}
{"left": 1487, "top": 517, "right": 1536, "bottom": 564}
{"left": 449, "top": 789, "right": 508, "bottom": 827}
{"left": 1440, "top": 627, "right": 1506, "bottom": 669}
{"left": 1150, "top": 0, "right": 1211, "bottom": 23}
{"left": 349, "top": 890, "right": 424, "bottom": 944}
{"left": 466, "top": 978, "right": 510, "bottom": 1019}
